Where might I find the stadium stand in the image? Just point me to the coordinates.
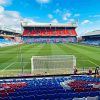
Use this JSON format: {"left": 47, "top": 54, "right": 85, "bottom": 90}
{"left": 0, "top": 75, "right": 100, "bottom": 100}
{"left": 81, "top": 30, "right": 100, "bottom": 46}
{"left": 0, "top": 28, "right": 22, "bottom": 47}
{"left": 22, "top": 23, "right": 77, "bottom": 43}
{"left": 81, "top": 40, "right": 100, "bottom": 46}
{"left": 0, "top": 37, "right": 19, "bottom": 47}
{"left": 23, "top": 36, "right": 77, "bottom": 44}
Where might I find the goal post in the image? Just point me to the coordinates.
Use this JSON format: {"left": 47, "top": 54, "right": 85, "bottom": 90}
{"left": 31, "top": 55, "right": 76, "bottom": 75}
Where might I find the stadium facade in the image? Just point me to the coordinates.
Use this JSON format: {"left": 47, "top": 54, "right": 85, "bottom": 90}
{"left": 22, "top": 22, "right": 77, "bottom": 43}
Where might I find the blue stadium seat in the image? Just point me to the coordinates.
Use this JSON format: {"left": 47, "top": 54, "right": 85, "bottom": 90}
{"left": 0, "top": 76, "right": 100, "bottom": 99}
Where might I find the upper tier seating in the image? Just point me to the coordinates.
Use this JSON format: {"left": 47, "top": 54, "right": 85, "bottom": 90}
{"left": 23, "top": 29, "right": 77, "bottom": 36}
{"left": 0, "top": 75, "right": 100, "bottom": 100}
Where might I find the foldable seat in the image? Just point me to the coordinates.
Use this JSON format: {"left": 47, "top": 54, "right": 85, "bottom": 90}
{"left": 55, "top": 30, "right": 60, "bottom": 36}
{"left": 46, "top": 94, "right": 56, "bottom": 100}
{"left": 11, "top": 96, "right": 23, "bottom": 100}
{"left": 6, "top": 88, "right": 15, "bottom": 93}
{"left": 0, "top": 93, "right": 8, "bottom": 98}
{"left": 23, "top": 30, "right": 29, "bottom": 36}
{"left": 53, "top": 93, "right": 68, "bottom": 99}
{"left": 78, "top": 92, "right": 90, "bottom": 98}
{"left": 9, "top": 92, "right": 20, "bottom": 97}
{"left": 0, "top": 97, "right": 11, "bottom": 100}
{"left": 91, "top": 88, "right": 99, "bottom": 91}
{"left": 48, "top": 30, "right": 52, "bottom": 36}
{"left": 55, "top": 89, "right": 66, "bottom": 93}
{"left": 23, "top": 95, "right": 35, "bottom": 100}
{"left": 35, "top": 94, "right": 48, "bottom": 100}
{"left": 83, "top": 88, "right": 91, "bottom": 92}
{"left": 64, "top": 29, "right": 69, "bottom": 36}
{"left": 68, "top": 93, "right": 78, "bottom": 98}
{"left": 25, "top": 91, "right": 36, "bottom": 96}
{"left": 16, "top": 91, "right": 28, "bottom": 96}
{"left": 89, "top": 91, "right": 100, "bottom": 97}
{"left": 35, "top": 90, "right": 47, "bottom": 95}
{"left": 71, "top": 29, "right": 77, "bottom": 36}
{"left": 75, "top": 87, "right": 86, "bottom": 92}
{"left": 0, "top": 89, "right": 6, "bottom": 93}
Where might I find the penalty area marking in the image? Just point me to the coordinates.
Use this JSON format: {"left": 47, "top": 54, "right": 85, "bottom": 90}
{"left": 88, "top": 60, "right": 99, "bottom": 66}
{"left": 1, "top": 62, "right": 15, "bottom": 72}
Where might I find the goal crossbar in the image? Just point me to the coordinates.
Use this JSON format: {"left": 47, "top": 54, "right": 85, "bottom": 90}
{"left": 31, "top": 55, "right": 76, "bottom": 75}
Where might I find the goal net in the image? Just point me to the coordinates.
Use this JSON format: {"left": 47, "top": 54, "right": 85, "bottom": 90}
{"left": 31, "top": 55, "right": 76, "bottom": 75}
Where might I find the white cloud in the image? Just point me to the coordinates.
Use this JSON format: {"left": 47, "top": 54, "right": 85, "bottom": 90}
{"left": 74, "top": 14, "right": 80, "bottom": 17}
{"left": 51, "top": 19, "right": 58, "bottom": 23}
{"left": 0, "top": 6, "right": 22, "bottom": 31}
{"left": 0, "top": 0, "right": 11, "bottom": 5}
{"left": 62, "top": 13, "right": 71, "bottom": 21}
{"left": 5, "top": 11, "right": 20, "bottom": 18}
{"left": 54, "top": 9, "right": 61, "bottom": 13}
{"left": 22, "top": 18, "right": 37, "bottom": 24}
{"left": 69, "top": 19, "right": 75, "bottom": 22}
{"left": 36, "top": 0, "right": 50, "bottom": 4}
{"left": 81, "top": 20, "right": 91, "bottom": 25}
{"left": 0, "top": 6, "right": 4, "bottom": 13}
{"left": 0, "top": 6, "right": 40, "bottom": 32}
{"left": 48, "top": 14, "right": 53, "bottom": 19}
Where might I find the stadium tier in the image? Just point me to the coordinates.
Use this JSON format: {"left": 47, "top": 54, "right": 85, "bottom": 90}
{"left": 22, "top": 23, "right": 77, "bottom": 43}
{"left": 81, "top": 30, "right": 100, "bottom": 46}
{"left": 0, "top": 75, "right": 100, "bottom": 100}
{"left": 0, "top": 29, "right": 22, "bottom": 47}
{"left": 0, "top": 37, "right": 19, "bottom": 47}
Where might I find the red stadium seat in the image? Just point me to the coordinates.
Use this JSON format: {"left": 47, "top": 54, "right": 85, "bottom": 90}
{"left": 22, "top": 29, "right": 77, "bottom": 37}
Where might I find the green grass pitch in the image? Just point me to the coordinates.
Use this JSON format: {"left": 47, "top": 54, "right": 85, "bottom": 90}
{"left": 0, "top": 43, "right": 100, "bottom": 76}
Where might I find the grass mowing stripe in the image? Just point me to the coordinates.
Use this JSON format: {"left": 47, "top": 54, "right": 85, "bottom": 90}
{"left": 67, "top": 44, "right": 100, "bottom": 62}
{"left": 51, "top": 44, "right": 66, "bottom": 55}
{"left": 67, "top": 44, "right": 100, "bottom": 67}
{"left": 0, "top": 44, "right": 45, "bottom": 75}
{"left": 1, "top": 62, "right": 15, "bottom": 71}
{"left": 0, "top": 44, "right": 41, "bottom": 70}
{"left": 76, "top": 43, "right": 100, "bottom": 52}
{"left": 56, "top": 44, "right": 100, "bottom": 68}
{"left": 37, "top": 44, "right": 52, "bottom": 56}
{"left": 88, "top": 60, "right": 100, "bottom": 66}
{"left": 0, "top": 43, "right": 100, "bottom": 76}
{"left": 20, "top": 44, "right": 45, "bottom": 69}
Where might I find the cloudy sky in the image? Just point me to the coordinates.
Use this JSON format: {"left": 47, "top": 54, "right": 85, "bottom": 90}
{"left": 0, "top": 0, "right": 100, "bottom": 36}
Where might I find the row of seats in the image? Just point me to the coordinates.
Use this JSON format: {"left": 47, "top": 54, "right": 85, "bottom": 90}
{"left": 23, "top": 29, "right": 77, "bottom": 36}
{"left": 0, "top": 75, "right": 100, "bottom": 100}
{"left": 0, "top": 38, "right": 19, "bottom": 47}
{"left": 23, "top": 37, "right": 77, "bottom": 43}
{"left": 81, "top": 40, "right": 100, "bottom": 46}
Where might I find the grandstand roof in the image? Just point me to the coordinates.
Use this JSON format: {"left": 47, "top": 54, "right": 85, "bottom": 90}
{"left": 83, "top": 30, "right": 100, "bottom": 36}
{"left": 0, "top": 26, "right": 22, "bottom": 34}
{"left": 22, "top": 22, "right": 77, "bottom": 28}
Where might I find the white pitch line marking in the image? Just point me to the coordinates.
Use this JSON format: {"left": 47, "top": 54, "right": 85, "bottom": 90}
{"left": 88, "top": 60, "right": 99, "bottom": 66}
{"left": 1, "top": 62, "right": 15, "bottom": 72}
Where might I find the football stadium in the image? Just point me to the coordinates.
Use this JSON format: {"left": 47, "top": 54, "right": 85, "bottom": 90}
{"left": 0, "top": 0, "right": 100, "bottom": 100}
